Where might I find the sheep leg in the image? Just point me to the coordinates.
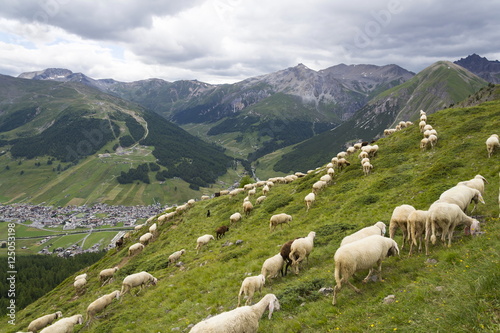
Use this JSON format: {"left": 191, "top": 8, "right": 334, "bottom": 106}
{"left": 362, "top": 268, "right": 375, "bottom": 283}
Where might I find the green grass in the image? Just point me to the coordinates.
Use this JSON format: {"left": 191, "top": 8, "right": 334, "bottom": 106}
{"left": 6, "top": 94, "right": 500, "bottom": 332}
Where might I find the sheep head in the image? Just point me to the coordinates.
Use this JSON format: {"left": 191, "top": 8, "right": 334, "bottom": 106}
{"left": 266, "top": 294, "right": 280, "bottom": 319}
{"left": 387, "top": 240, "right": 400, "bottom": 257}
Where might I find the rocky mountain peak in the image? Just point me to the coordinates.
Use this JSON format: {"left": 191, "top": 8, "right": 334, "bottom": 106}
{"left": 454, "top": 54, "right": 500, "bottom": 83}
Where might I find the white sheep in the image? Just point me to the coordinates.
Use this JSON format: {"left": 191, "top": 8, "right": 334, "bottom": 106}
{"left": 289, "top": 231, "right": 316, "bottom": 274}
{"left": 337, "top": 158, "right": 351, "bottom": 170}
{"left": 420, "top": 114, "right": 427, "bottom": 122}
{"left": 196, "top": 234, "right": 215, "bottom": 254}
{"left": 27, "top": 311, "right": 63, "bottom": 333}
{"left": 262, "top": 185, "right": 270, "bottom": 195}
{"left": 86, "top": 290, "right": 120, "bottom": 323}
{"left": 362, "top": 161, "right": 373, "bottom": 176}
{"left": 340, "top": 221, "right": 386, "bottom": 247}
{"left": 73, "top": 277, "right": 87, "bottom": 294}
{"left": 337, "top": 151, "right": 347, "bottom": 159}
{"left": 201, "top": 195, "right": 210, "bottom": 200}
{"left": 304, "top": 192, "right": 315, "bottom": 211}
{"left": 190, "top": 293, "right": 280, "bottom": 333}
{"left": 269, "top": 213, "right": 292, "bottom": 231}
{"left": 419, "top": 120, "right": 426, "bottom": 132}
{"left": 242, "top": 201, "right": 253, "bottom": 216}
{"left": 74, "top": 273, "right": 87, "bottom": 281}
{"left": 168, "top": 249, "right": 186, "bottom": 265}
{"left": 406, "top": 210, "right": 429, "bottom": 255}
{"left": 457, "top": 174, "right": 488, "bottom": 195}
{"left": 389, "top": 204, "right": 416, "bottom": 249}
{"left": 261, "top": 253, "right": 284, "bottom": 281}
{"left": 428, "top": 134, "right": 438, "bottom": 148}
{"left": 149, "top": 223, "right": 157, "bottom": 236}
{"left": 353, "top": 142, "right": 362, "bottom": 150}
{"left": 248, "top": 188, "right": 256, "bottom": 196}
{"left": 360, "top": 157, "right": 370, "bottom": 165}
{"left": 423, "top": 124, "right": 433, "bottom": 131}
{"left": 347, "top": 146, "right": 356, "bottom": 154}
{"left": 39, "top": 314, "right": 83, "bottom": 333}
{"left": 120, "top": 271, "right": 157, "bottom": 296}
{"left": 256, "top": 195, "right": 267, "bottom": 205}
{"left": 139, "top": 232, "right": 154, "bottom": 245}
{"left": 134, "top": 224, "right": 144, "bottom": 231}
{"left": 220, "top": 190, "right": 230, "bottom": 196}
{"left": 128, "top": 243, "right": 145, "bottom": 256}
{"left": 486, "top": 134, "right": 499, "bottom": 157}
{"left": 327, "top": 167, "right": 335, "bottom": 177}
{"left": 332, "top": 235, "right": 399, "bottom": 305}
{"left": 438, "top": 184, "right": 485, "bottom": 214}
{"left": 320, "top": 174, "right": 332, "bottom": 184}
{"left": 99, "top": 267, "right": 119, "bottom": 285}
{"left": 237, "top": 274, "right": 266, "bottom": 307}
{"left": 230, "top": 212, "right": 242, "bottom": 224}
{"left": 420, "top": 138, "right": 430, "bottom": 150}
{"left": 358, "top": 151, "right": 368, "bottom": 160}
{"left": 425, "top": 202, "right": 480, "bottom": 255}
{"left": 312, "top": 180, "right": 327, "bottom": 194}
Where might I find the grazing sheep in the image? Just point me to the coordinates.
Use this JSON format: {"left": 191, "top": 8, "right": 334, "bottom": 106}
{"left": 201, "top": 195, "right": 210, "bottom": 200}
{"left": 354, "top": 142, "right": 362, "bottom": 150}
{"left": 176, "top": 203, "right": 189, "bottom": 213}
{"left": 120, "top": 271, "right": 157, "bottom": 296}
{"left": 220, "top": 190, "right": 230, "bottom": 196}
{"left": 139, "top": 232, "right": 153, "bottom": 245}
{"left": 312, "top": 180, "right": 327, "bottom": 194}
{"left": 438, "top": 184, "right": 485, "bottom": 214}
{"left": 428, "top": 134, "right": 438, "bottom": 148}
{"left": 262, "top": 185, "right": 270, "bottom": 195}
{"left": 425, "top": 202, "right": 480, "bottom": 255}
{"left": 27, "top": 311, "right": 63, "bottom": 333}
{"left": 332, "top": 235, "right": 399, "bottom": 305}
{"left": 327, "top": 167, "right": 335, "bottom": 177}
{"left": 304, "top": 192, "right": 315, "bottom": 212}
{"left": 237, "top": 274, "right": 266, "bottom": 307}
{"left": 74, "top": 273, "right": 87, "bottom": 281}
{"left": 340, "top": 221, "right": 386, "bottom": 247}
{"left": 248, "top": 188, "right": 256, "bottom": 197}
{"left": 261, "top": 254, "right": 285, "bottom": 281}
{"left": 196, "top": 234, "right": 215, "bottom": 254}
{"left": 216, "top": 225, "right": 229, "bottom": 239}
{"left": 486, "top": 134, "right": 499, "bottom": 157}
{"left": 269, "top": 213, "right": 292, "bottom": 231}
{"left": 128, "top": 243, "right": 145, "bottom": 256}
{"left": 423, "top": 124, "right": 433, "bottom": 131}
{"left": 168, "top": 249, "right": 186, "bottom": 266}
{"left": 457, "top": 174, "right": 488, "bottom": 195}
{"left": 256, "top": 195, "right": 267, "bottom": 204}
{"left": 358, "top": 151, "right": 369, "bottom": 160}
{"left": 360, "top": 157, "right": 370, "bottom": 165}
{"left": 230, "top": 212, "right": 242, "bottom": 224}
{"left": 99, "top": 267, "right": 119, "bottom": 285}
{"left": 320, "top": 174, "right": 332, "bottom": 184}
{"left": 389, "top": 204, "right": 416, "bottom": 249}
{"left": 134, "top": 224, "right": 144, "bottom": 231}
{"left": 39, "top": 314, "right": 83, "bottom": 333}
{"left": 337, "top": 158, "right": 351, "bottom": 170}
{"left": 419, "top": 120, "right": 426, "bottom": 132}
{"left": 362, "top": 161, "right": 373, "bottom": 176}
{"left": 406, "top": 210, "right": 429, "bottom": 255}
{"left": 337, "top": 151, "right": 347, "bottom": 159}
{"left": 190, "top": 293, "right": 280, "bottom": 333}
{"left": 420, "top": 138, "right": 430, "bottom": 150}
{"left": 86, "top": 290, "right": 120, "bottom": 323}
{"left": 420, "top": 114, "right": 427, "bottom": 122}
{"left": 149, "top": 223, "right": 157, "bottom": 237}
{"left": 115, "top": 236, "right": 124, "bottom": 249}
{"left": 289, "top": 231, "right": 316, "bottom": 274}
{"left": 280, "top": 238, "right": 299, "bottom": 276}
{"left": 243, "top": 201, "right": 253, "bottom": 216}
{"left": 73, "top": 277, "right": 87, "bottom": 294}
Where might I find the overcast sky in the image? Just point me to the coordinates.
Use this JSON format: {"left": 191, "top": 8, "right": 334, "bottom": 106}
{"left": 0, "top": 0, "right": 498, "bottom": 84}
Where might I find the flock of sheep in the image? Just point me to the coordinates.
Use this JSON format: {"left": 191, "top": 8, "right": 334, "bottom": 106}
{"left": 18, "top": 110, "right": 498, "bottom": 332}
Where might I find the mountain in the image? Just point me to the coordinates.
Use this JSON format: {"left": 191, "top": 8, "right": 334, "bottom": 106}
{"left": 271, "top": 61, "right": 488, "bottom": 174}
{"left": 454, "top": 53, "right": 500, "bottom": 84}
{"left": 0, "top": 74, "right": 233, "bottom": 205}
{"left": 7, "top": 87, "right": 500, "bottom": 332}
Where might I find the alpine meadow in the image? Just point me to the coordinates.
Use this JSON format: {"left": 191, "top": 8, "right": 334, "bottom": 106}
{"left": 5, "top": 85, "right": 500, "bottom": 333}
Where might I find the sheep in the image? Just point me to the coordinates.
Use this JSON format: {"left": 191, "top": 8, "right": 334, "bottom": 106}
{"left": 347, "top": 146, "right": 356, "bottom": 154}
{"left": 340, "top": 221, "right": 386, "bottom": 247}
{"left": 360, "top": 157, "right": 370, "bottom": 165}
{"left": 149, "top": 223, "right": 157, "bottom": 237}
{"left": 115, "top": 236, "right": 124, "bottom": 248}
{"left": 99, "top": 267, "right": 119, "bottom": 285}
{"left": 269, "top": 213, "right": 292, "bottom": 231}
{"left": 261, "top": 254, "right": 284, "bottom": 281}
{"left": 242, "top": 201, "right": 253, "bottom": 216}
{"left": 220, "top": 190, "right": 230, "bottom": 196}
{"left": 425, "top": 202, "right": 480, "bottom": 255}
{"left": 201, "top": 195, "right": 210, "bottom": 200}
{"left": 420, "top": 138, "right": 430, "bottom": 150}
{"left": 457, "top": 174, "right": 488, "bottom": 195}
{"left": 230, "top": 212, "right": 242, "bottom": 224}
{"left": 312, "top": 180, "right": 327, "bottom": 194}
{"left": 237, "top": 274, "right": 266, "bottom": 307}
{"left": 74, "top": 273, "right": 87, "bottom": 281}
{"left": 190, "top": 293, "right": 280, "bottom": 333}
{"left": 420, "top": 109, "right": 426, "bottom": 116}
{"left": 320, "top": 174, "right": 332, "bottom": 184}
{"left": 423, "top": 124, "right": 433, "bottom": 131}
{"left": 120, "top": 271, "right": 157, "bottom": 296}
{"left": 248, "top": 188, "right": 256, "bottom": 196}
{"left": 196, "top": 234, "right": 215, "bottom": 254}
{"left": 216, "top": 225, "right": 229, "bottom": 239}
{"left": 128, "top": 243, "right": 145, "bottom": 256}
{"left": 389, "top": 204, "right": 416, "bottom": 249}
{"left": 176, "top": 203, "right": 189, "bottom": 213}
{"left": 353, "top": 142, "right": 362, "bottom": 150}
{"left": 134, "top": 224, "right": 144, "bottom": 231}
{"left": 332, "top": 235, "right": 399, "bottom": 305}
{"left": 86, "top": 290, "right": 120, "bottom": 323}
{"left": 337, "top": 151, "right": 347, "bottom": 159}
{"left": 405, "top": 121, "right": 413, "bottom": 127}
{"left": 256, "top": 195, "right": 266, "bottom": 205}
{"left": 362, "top": 161, "right": 373, "bottom": 176}
{"left": 279, "top": 238, "right": 299, "bottom": 276}
{"left": 358, "top": 151, "right": 369, "bottom": 160}
{"left": 73, "top": 277, "right": 87, "bottom": 294}
{"left": 39, "top": 314, "right": 83, "bottom": 333}
{"left": 304, "top": 192, "right": 315, "bottom": 212}
{"left": 420, "top": 114, "right": 427, "bottom": 122}
{"left": 327, "top": 167, "right": 335, "bottom": 177}
{"left": 262, "top": 185, "right": 270, "bottom": 195}
{"left": 428, "top": 134, "right": 438, "bottom": 148}
{"left": 139, "top": 232, "right": 153, "bottom": 245}
{"left": 406, "top": 210, "right": 429, "bottom": 255}
{"left": 438, "top": 184, "right": 485, "bottom": 214}
{"left": 419, "top": 120, "right": 426, "bottom": 132}
{"left": 168, "top": 249, "right": 186, "bottom": 266}
{"left": 486, "top": 134, "right": 499, "bottom": 157}
{"left": 337, "top": 158, "right": 351, "bottom": 170}
{"left": 289, "top": 231, "right": 316, "bottom": 274}
{"left": 27, "top": 311, "right": 63, "bottom": 333}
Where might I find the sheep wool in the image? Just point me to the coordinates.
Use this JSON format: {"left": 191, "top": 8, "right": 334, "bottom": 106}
{"left": 340, "top": 221, "right": 386, "bottom": 247}
{"left": 389, "top": 204, "right": 416, "bottom": 249}
{"left": 27, "top": 311, "right": 63, "bottom": 333}
{"left": 99, "top": 267, "right": 119, "bottom": 285}
{"left": 237, "top": 274, "right": 265, "bottom": 307}
{"left": 168, "top": 249, "right": 186, "bottom": 265}
{"left": 304, "top": 192, "right": 315, "bottom": 212}
{"left": 86, "top": 290, "right": 120, "bottom": 323}
{"left": 269, "top": 213, "right": 292, "bottom": 231}
{"left": 196, "top": 234, "right": 215, "bottom": 254}
{"left": 486, "top": 134, "right": 499, "bottom": 157}
{"left": 128, "top": 243, "right": 145, "bottom": 256}
{"left": 289, "top": 231, "right": 316, "bottom": 274}
{"left": 39, "top": 314, "right": 83, "bottom": 333}
{"left": 190, "top": 294, "right": 280, "bottom": 333}
{"left": 261, "top": 254, "right": 284, "bottom": 281}
{"left": 438, "top": 184, "right": 485, "bottom": 214}
{"left": 120, "top": 271, "right": 157, "bottom": 296}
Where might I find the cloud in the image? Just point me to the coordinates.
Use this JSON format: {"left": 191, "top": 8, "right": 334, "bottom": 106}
{"left": 0, "top": 0, "right": 499, "bottom": 84}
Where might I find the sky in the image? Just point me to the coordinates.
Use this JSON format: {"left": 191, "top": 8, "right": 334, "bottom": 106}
{"left": 0, "top": 0, "right": 499, "bottom": 84}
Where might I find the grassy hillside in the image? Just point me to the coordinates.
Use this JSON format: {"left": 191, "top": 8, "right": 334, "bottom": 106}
{"left": 7, "top": 93, "right": 500, "bottom": 332}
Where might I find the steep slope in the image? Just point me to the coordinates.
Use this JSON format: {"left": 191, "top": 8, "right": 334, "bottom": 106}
{"left": 0, "top": 74, "right": 232, "bottom": 205}
{"left": 8, "top": 88, "right": 500, "bottom": 332}
{"left": 454, "top": 53, "right": 500, "bottom": 84}
{"left": 272, "top": 61, "right": 488, "bottom": 173}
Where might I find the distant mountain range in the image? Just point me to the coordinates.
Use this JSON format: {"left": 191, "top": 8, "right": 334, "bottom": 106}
{"left": 454, "top": 53, "right": 500, "bottom": 84}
